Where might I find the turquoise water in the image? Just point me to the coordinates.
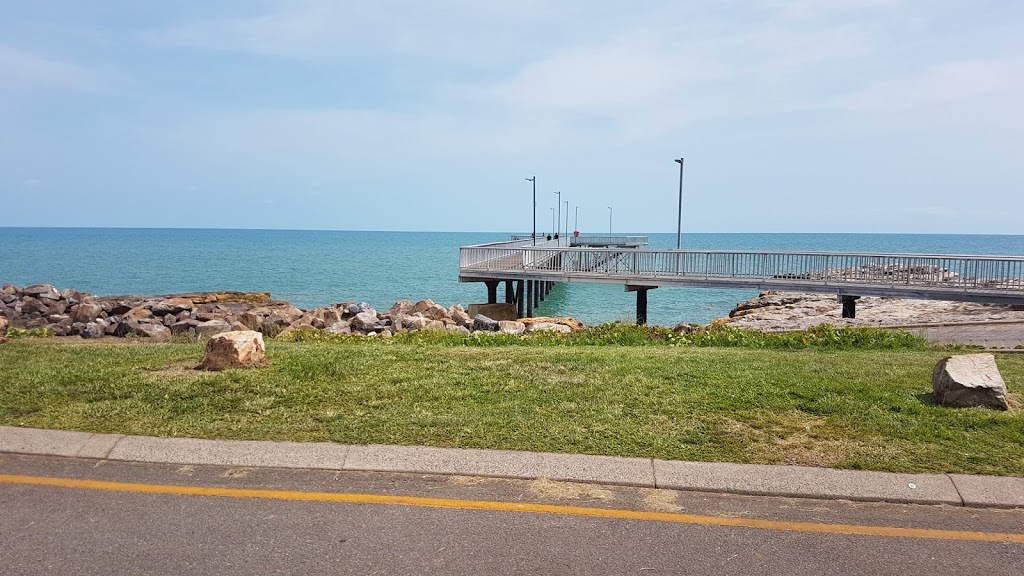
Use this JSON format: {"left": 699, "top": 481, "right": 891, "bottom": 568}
{"left": 2, "top": 228, "right": 1023, "bottom": 326}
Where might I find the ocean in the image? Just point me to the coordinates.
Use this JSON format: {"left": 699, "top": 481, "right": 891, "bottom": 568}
{"left": 2, "top": 228, "right": 1024, "bottom": 327}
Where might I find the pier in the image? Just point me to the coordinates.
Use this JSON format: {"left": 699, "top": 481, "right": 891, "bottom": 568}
{"left": 459, "top": 236, "right": 1024, "bottom": 323}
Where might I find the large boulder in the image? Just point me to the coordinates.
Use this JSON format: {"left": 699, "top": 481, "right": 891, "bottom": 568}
{"left": 933, "top": 354, "right": 1009, "bottom": 410}
{"left": 467, "top": 303, "right": 518, "bottom": 322}
{"left": 1, "top": 284, "right": 17, "bottom": 297}
{"left": 198, "top": 330, "right": 266, "bottom": 371}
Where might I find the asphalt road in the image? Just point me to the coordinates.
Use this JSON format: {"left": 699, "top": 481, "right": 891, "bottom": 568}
{"left": 1, "top": 453, "right": 1022, "bottom": 575}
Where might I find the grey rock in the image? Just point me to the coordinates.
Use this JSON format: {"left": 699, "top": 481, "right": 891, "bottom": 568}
{"left": 933, "top": 354, "right": 1009, "bottom": 410}
{"left": 673, "top": 322, "right": 695, "bottom": 334}
{"left": 45, "top": 323, "right": 69, "bottom": 336}
{"left": 497, "top": 320, "right": 526, "bottom": 336}
{"left": 389, "top": 300, "right": 415, "bottom": 318}
{"left": 151, "top": 298, "right": 194, "bottom": 316}
{"left": 422, "top": 319, "right": 446, "bottom": 332}
{"left": 449, "top": 304, "right": 472, "bottom": 328}
{"left": 195, "top": 319, "right": 231, "bottom": 338}
{"left": 22, "top": 284, "right": 60, "bottom": 300}
{"left": 525, "top": 322, "right": 572, "bottom": 334}
{"left": 73, "top": 302, "right": 104, "bottom": 324}
{"left": 81, "top": 322, "right": 106, "bottom": 339}
{"left": 171, "top": 319, "right": 202, "bottom": 336}
{"left": 402, "top": 315, "right": 428, "bottom": 331}
{"left": 60, "top": 289, "right": 89, "bottom": 304}
{"left": 327, "top": 320, "right": 351, "bottom": 335}
{"left": 21, "top": 297, "right": 49, "bottom": 315}
{"left": 123, "top": 307, "right": 154, "bottom": 322}
{"left": 112, "top": 321, "right": 135, "bottom": 337}
{"left": 351, "top": 311, "right": 383, "bottom": 332}
{"left": 424, "top": 303, "right": 451, "bottom": 321}
{"left": 44, "top": 300, "right": 68, "bottom": 316}
{"left": 412, "top": 299, "right": 435, "bottom": 314}
{"left": 472, "top": 315, "right": 500, "bottom": 332}
{"left": 446, "top": 324, "right": 471, "bottom": 335}
{"left": 1, "top": 283, "right": 17, "bottom": 297}
{"left": 135, "top": 323, "right": 171, "bottom": 342}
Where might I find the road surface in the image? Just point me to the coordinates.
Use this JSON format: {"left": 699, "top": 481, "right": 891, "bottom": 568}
{"left": 1, "top": 453, "right": 1021, "bottom": 575}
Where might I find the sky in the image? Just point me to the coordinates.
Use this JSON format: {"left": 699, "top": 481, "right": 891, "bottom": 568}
{"left": 1, "top": 0, "right": 1022, "bottom": 234}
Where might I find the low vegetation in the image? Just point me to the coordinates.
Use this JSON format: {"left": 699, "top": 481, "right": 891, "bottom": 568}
{"left": 1, "top": 325, "right": 1020, "bottom": 476}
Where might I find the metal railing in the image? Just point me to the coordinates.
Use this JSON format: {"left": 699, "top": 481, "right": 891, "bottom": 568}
{"left": 568, "top": 235, "right": 648, "bottom": 247}
{"left": 459, "top": 246, "right": 1024, "bottom": 296}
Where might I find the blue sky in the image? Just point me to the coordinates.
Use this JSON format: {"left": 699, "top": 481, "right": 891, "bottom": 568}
{"left": 1, "top": 1, "right": 1022, "bottom": 234}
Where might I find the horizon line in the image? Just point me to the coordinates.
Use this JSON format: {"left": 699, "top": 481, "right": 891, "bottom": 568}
{"left": 0, "top": 226, "right": 1022, "bottom": 237}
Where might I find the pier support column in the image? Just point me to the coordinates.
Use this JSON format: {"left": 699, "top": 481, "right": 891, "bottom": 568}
{"left": 516, "top": 280, "right": 526, "bottom": 319}
{"left": 533, "top": 280, "right": 540, "bottom": 308}
{"left": 626, "top": 285, "right": 657, "bottom": 326}
{"left": 840, "top": 295, "right": 860, "bottom": 319}
{"left": 526, "top": 281, "right": 534, "bottom": 318}
{"left": 505, "top": 281, "right": 514, "bottom": 304}
{"left": 485, "top": 281, "right": 499, "bottom": 304}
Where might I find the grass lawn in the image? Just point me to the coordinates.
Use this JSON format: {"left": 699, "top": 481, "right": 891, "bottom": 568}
{"left": 1, "top": 337, "right": 1022, "bottom": 476}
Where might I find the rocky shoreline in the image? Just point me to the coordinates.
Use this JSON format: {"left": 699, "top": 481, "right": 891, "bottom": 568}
{"left": 0, "top": 283, "right": 582, "bottom": 343}
{"left": 722, "top": 291, "right": 1024, "bottom": 332}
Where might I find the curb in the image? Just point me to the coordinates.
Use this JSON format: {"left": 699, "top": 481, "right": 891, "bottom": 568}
{"left": 2, "top": 426, "right": 1022, "bottom": 509}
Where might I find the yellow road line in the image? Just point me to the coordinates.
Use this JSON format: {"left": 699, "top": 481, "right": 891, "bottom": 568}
{"left": 1, "top": 473, "right": 1022, "bottom": 544}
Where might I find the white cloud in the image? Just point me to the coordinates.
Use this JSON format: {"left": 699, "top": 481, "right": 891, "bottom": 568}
{"left": 0, "top": 47, "right": 105, "bottom": 93}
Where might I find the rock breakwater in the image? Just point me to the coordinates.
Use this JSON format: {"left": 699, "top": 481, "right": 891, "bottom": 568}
{"left": 723, "top": 291, "right": 1024, "bottom": 332}
{"left": 0, "top": 283, "right": 583, "bottom": 341}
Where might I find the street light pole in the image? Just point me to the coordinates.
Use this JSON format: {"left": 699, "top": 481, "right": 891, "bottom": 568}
{"left": 553, "top": 191, "right": 561, "bottom": 237}
{"left": 674, "top": 158, "right": 684, "bottom": 250}
{"left": 563, "top": 200, "right": 569, "bottom": 239}
{"left": 525, "top": 176, "right": 536, "bottom": 245}
{"left": 574, "top": 205, "right": 579, "bottom": 232}
{"left": 607, "top": 206, "right": 613, "bottom": 235}
{"left": 550, "top": 208, "right": 555, "bottom": 237}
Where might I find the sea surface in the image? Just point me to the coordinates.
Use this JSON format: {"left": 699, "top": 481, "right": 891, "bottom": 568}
{"left": 2, "top": 228, "right": 1024, "bottom": 327}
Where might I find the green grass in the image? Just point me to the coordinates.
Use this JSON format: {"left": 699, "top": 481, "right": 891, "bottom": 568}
{"left": 1, "top": 335, "right": 1021, "bottom": 476}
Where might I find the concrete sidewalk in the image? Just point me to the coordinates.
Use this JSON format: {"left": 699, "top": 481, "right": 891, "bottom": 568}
{"left": 2, "top": 425, "right": 1022, "bottom": 509}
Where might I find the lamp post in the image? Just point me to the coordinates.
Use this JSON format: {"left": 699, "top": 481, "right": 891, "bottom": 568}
{"left": 563, "top": 200, "right": 569, "bottom": 239}
{"left": 674, "top": 158, "right": 684, "bottom": 250}
{"left": 525, "top": 176, "right": 536, "bottom": 245}
{"left": 553, "top": 191, "right": 562, "bottom": 237}
{"left": 574, "top": 205, "right": 579, "bottom": 233}
{"left": 607, "top": 206, "right": 613, "bottom": 235}
{"left": 550, "top": 208, "right": 555, "bottom": 237}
